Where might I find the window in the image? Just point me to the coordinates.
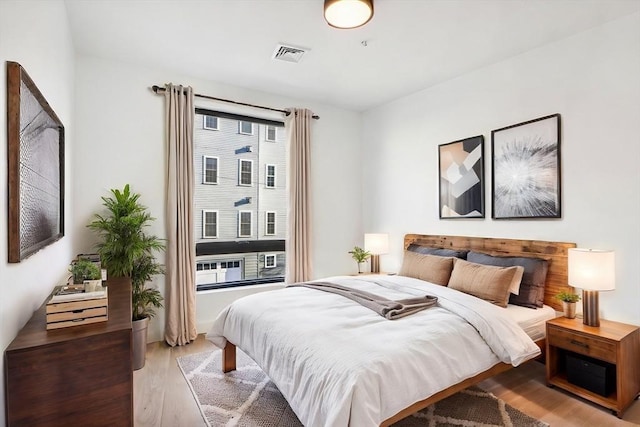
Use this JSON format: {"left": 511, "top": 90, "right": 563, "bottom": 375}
{"left": 196, "top": 262, "right": 217, "bottom": 271}
{"left": 239, "top": 159, "right": 252, "bottom": 186}
{"left": 238, "top": 211, "right": 252, "bottom": 237}
{"left": 239, "top": 121, "right": 253, "bottom": 135}
{"left": 265, "top": 164, "right": 276, "bottom": 188}
{"left": 194, "top": 109, "right": 286, "bottom": 290}
{"left": 265, "top": 254, "right": 276, "bottom": 268}
{"left": 203, "top": 156, "right": 218, "bottom": 184}
{"left": 204, "top": 115, "right": 219, "bottom": 130}
{"left": 265, "top": 211, "right": 276, "bottom": 235}
{"left": 202, "top": 210, "right": 218, "bottom": 238}
{"left": 265, "top": 125, "right": 277, "bottom": 142}
{"left": 221, "top": 261, "right": 240, "bottom": 268}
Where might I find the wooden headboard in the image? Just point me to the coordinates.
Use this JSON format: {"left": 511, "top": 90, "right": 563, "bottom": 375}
{"left": 404, "top": 234, "right": 576, "bottom": 311}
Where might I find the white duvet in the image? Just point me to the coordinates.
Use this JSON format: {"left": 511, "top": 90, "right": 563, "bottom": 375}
{"left": 207, "top": 275, "right": 540, "bottom": 427}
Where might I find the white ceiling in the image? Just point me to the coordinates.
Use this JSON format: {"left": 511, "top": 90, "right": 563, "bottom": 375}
{"left": 64, "top": 0, "right": 639, "bottom": 112}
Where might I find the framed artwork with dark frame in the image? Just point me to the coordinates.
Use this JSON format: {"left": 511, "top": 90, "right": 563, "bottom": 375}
{"left": 491, "top": 114, "right": 561, "bottom": 219}
{"left": 438, "top": 135, "right": 484, "bottom": 218}
{"left": 7, "top": 61, "right": 65, "bottom": 262}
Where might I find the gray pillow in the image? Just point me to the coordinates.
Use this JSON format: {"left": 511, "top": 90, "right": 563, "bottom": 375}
{"left": 466, "top": 251, "right": 549, "bottom": 308}
{"left": 407, "top": 244, "right": 468, "bottom": 260}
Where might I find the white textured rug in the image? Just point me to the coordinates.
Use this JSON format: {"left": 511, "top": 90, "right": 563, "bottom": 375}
{"left": 177, "top": 349, "right": 548, "bottom": 427}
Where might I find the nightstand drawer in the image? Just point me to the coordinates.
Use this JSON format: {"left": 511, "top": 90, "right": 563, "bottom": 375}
{"left": 548, "top": 326, "right": 616, "bottom": 363}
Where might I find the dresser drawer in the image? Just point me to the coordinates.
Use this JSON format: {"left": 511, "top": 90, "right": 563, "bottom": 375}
{"left": 547, "top": 326, "right": 616, "bottom": 363}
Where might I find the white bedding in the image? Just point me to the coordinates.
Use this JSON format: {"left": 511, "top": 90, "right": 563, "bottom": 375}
{"left": 207, "top": 275, "right": 540, "bottom": 427}
{"left": 505, "top": 303, "right": 557, "bottom": 341}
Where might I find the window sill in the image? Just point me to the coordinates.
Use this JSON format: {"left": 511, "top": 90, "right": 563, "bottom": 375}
{"left": 197, "top": 281, "right": 285, "bottom": 295}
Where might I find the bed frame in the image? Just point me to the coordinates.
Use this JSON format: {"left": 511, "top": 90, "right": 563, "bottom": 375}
{"left": 221, "top": 234, "right": 576, "bottom": 426}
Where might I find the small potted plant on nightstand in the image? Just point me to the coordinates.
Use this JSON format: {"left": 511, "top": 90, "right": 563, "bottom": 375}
{"left": 556, "top": 291, "right": 581, "bottom": 319}
{"left": 349, "top": 246, "right": 371, "bottom": 274}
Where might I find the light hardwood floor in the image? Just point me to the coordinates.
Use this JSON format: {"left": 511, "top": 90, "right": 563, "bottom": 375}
{"left": 134, "top": 335, "right": 640, "bottom": 427}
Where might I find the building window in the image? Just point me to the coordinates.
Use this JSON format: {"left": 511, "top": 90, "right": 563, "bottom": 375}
{"left": 202, "top": 210, "right": 218, "bottom": 238}
{"left": 204, "top": 115, "right": 219, "bottom": 130}
{"left": 203, "top": 156, "right": 218, "bottom": 184}
{"left": 239, "top": 121, "right": 253, "bottom": 135}
{"left": 220, "top": 260, "right": 240, "bottom": 268}
{"left": 239, "top": 159, "right": 252, "bottom": 186}
{"left": 265, "top": 254, "right": 276, "bottom": 268}
{"left": 265, "top": 164, "right": 276, "bottom": 188}
{"left": 265, "top": 211, "right": 276, "bottom": 236}
{"left": 197, "top": 262, "right": 217, "bottom": 271}
{"left": 265, "top": 125, "right": 277, "bottom": 142}
{"left": 238, "top": 211, "right": 252, "bottom": 237}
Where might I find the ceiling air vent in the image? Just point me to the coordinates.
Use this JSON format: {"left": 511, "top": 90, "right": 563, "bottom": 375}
{"left": 272, "top": 44, "right": 308, "bottom": 63}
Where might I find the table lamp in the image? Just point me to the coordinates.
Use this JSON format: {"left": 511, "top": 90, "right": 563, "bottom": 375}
{"left": 568, "top": 248, "right": 615, "bottom": 327}
{"left": 364, "top": 233, "right": 389, "bottom": 274}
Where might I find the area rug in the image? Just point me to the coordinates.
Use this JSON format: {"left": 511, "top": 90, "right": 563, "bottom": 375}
{"left": 177, "top": 349, "right": 548, "bottom": 427}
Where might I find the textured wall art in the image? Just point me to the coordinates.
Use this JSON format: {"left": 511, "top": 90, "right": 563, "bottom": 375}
{"left": 7, "top": 61, "right": 65, "bottom": 262}
{"left": 438, "top": 135, "right": 484, "bottom": 218}
{"left": 491, "top": 114, "right": 561, "bottom": 219}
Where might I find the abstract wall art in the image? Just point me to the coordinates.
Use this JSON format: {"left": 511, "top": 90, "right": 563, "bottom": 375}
{"left": 7, "top": 61, "right": 65, "bottom": 262}
{"left": 491, "top": 114, "right": 561, "bottom": 219}
{"left": 438, "top": 135, "right": 484, "bottom": 218}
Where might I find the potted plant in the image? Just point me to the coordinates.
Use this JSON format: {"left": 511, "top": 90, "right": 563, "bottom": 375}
{"left": 349, "top": 246, "right": 371, "bottom": 274}
{"left": 70, "top": 258, "right": 102, "bottom": 292}
{"left": 70, "top": 258, "right": 101, "bottom": 283}
{"left": 88, "top": 184, "right": 165, "bottom": 370}
{"left": 556, "top": 291, "right": 581, "bottom": 319}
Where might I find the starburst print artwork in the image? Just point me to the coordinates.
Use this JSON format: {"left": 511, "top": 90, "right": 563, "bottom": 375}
{"left": 492, "top": 114, "right": 561, "bottom": 219}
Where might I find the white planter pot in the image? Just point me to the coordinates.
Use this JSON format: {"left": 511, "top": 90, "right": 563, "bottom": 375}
{"left": 83, "top": 279, "right": 102, "bottom": 292}
{"left": 358, "top": 262, "right": 369, "bottom": 274}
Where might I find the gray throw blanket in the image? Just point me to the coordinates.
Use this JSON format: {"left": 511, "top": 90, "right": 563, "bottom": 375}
{"left": 288, "top": 281, "right": 438, "bottom": 320}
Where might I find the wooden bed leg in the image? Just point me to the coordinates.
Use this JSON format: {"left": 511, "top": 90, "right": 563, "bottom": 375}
{"left": 222, "top": 342, "right": 237, "bottom": 373}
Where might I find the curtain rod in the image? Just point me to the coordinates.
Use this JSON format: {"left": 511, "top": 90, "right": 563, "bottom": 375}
{"left": 151, "top": 85, "right": 319, "bottom": 120}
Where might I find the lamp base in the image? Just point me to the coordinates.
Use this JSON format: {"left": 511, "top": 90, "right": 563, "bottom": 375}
{"left": 583, "top": 289, "right": 600, "bottom": 327}
{"left": 370, "top": 254, "right": 380, "bottom": 273}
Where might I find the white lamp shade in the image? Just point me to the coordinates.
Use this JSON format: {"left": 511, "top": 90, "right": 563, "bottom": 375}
{"left": 568, "top": 248, "right": 615, "bottom": 291}
{"left": 324, "top": 0, "right": 374, "bottom": 29}
{"left": 364, "top": 233, "right": 389, "bottom": 255}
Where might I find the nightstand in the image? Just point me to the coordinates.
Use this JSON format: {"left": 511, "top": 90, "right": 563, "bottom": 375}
{"left": 546, "top": 317, "right": 640, "bottom": 417}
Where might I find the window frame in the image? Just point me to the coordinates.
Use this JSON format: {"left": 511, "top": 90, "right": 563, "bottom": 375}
{"left": 238, "top": 210, "right": 252, "bottom": 238}
{"left": 239, "top": 120, "right": 253, "bottom": 135}
{"left": 265, "top": 164, "right": 276, "bottom": 189}
{"left": 203, "top": 115, "right": 219, "bottom": 130}
{"left": 202, "top": 156, "right": 219, "bottom": 184}
{"left": 194, "top": 108, "right": 287, "bottom": 291}
{"left": 264, "top": 254, "right": 276, "bottom": 268}
{"left": 265, "top": 211, "right": 276, "bottom": 236}
{"left": 238, "top": 159, "right": 253, "bottom": 186}
{"left": 202, "top": 209, "right": 219, "bottom": 239}
{"left": 265, "top": 125, "right": 277, "bottom": 142}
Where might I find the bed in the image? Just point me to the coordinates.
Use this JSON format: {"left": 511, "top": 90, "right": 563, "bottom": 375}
{"left": 207, "top": 234, "right": 576, "bottom": 426}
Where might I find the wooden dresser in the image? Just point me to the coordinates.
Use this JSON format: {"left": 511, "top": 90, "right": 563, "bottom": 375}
{"left": 4, "top": 278, "right": 133, "bottom": 426}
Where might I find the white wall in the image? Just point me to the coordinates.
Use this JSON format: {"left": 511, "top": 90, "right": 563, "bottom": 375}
{"left": 362, "top": 13, "right": 640, "bottom": 325}
{"left": 74, "top": 56, "right": 363, "bottom": 342}
{"left": 0, "top": 1, "right": 76, "bottom": 425}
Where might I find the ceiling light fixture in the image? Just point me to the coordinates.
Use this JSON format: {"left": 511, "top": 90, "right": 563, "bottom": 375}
{"left": 324, "top": 0, "right": 374, "bottom": 29}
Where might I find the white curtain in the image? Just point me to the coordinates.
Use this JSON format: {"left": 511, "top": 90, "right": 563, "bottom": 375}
{"left": 286, "top": 108, "right": 314, "bottom": 283}
{"left": 164, "top": 84, "right": 197, "bottom": 346}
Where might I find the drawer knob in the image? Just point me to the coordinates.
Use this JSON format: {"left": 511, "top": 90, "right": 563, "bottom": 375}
{"left": 570, "top": 339, "right": 589, "bottom": 349}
